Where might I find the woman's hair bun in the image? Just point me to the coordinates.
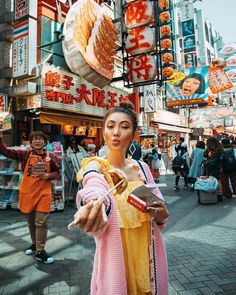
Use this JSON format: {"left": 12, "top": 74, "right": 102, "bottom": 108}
{"left": 119, "top": 100, "right": 134, "bottom": 112}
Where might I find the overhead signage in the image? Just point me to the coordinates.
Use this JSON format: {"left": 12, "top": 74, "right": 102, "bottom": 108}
{"left": 41, "top": 64, "right": 129, "bottom": 116}
{"left": 182, "top": 19, "right": 195, "bottom": 37}
{"left": 180, "top": 3, "right": 194, "bottom": 21}
{"left": 13, "top": 19, "right": 37, "bottom": 78}
{"left": 184, "top": 52, "right": 197, "bottom": 68}
{"left": 0, "top": 94, "right": 7, "bottom": 111}
{"left": 63, "top": 0, "right": 118, "bottom": 88}
{"left": 166, "top": 66, "right": 209, "bottom": 107}
{"left": 183, "top": 35, "right": 196, "bottom": 53}
{"left": 14, "top": 0, "right": 38, "bottom": 20}
{"left": 143, "top": 85, "right": 157, "bottom": 113}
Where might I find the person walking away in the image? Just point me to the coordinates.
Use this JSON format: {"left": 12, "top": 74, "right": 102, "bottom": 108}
{"left": 72, "top": 101, "right": 169, "bottom": 295}
{"left": 173, "top": 137, "right": 189, "bottom": 191}
{"left": 203, "top": 136, "right": 222, "bottom": 196}
{"left": 150, "top": 143, "right": 162, "bottom": 183}
{"left": 0, "top": 131, "right": 60, "bottom": 263}
{"left": 126, "top": 140, "right": 142, "bottom": 160}
{"left": 220, "top": 138, "right": 236, "bottom": 199}
{"left": 188, "top": 141, "right": 206, "bottom": 191}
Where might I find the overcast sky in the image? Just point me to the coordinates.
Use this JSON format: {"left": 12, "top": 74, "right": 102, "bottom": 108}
{"left": 195, "top": 0, "right": 236, "bottom": 44}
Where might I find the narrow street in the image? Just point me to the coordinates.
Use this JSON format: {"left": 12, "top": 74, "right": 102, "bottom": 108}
{"left": 0, "top": 174, "right": 235, "bottom": 295}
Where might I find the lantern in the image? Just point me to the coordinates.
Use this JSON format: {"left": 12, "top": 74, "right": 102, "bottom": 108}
{"left": 163, "top": 66, "right": 174, "bottom": 78}
{"left": 159, "top": 11, "right": 171, "bottom": 23}
{"left": 160, "top": 25, "right": 171, "bottom": 37}
{"left": 162, "top": 52, "right": 173, "bottom": 63}
{"left": 159, "top": 0, "right": 169, "bottom": 10}
{"left": 161, "top": 38, "right": 172, "bottom": 49}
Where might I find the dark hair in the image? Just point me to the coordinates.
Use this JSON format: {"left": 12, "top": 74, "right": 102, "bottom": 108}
{"left": 104, "top": 101, "right": 138, "bottom": 134}
{"left": 221, "top": 138, "right": 231, "bottom": 146}
{"left": 206, "top": 136, "right": 222, "bottom": 153}
{"left": 179, "top": 137, "right": 185, "bottom": 143}
{"left": 29, "top": 131, "right": 48, "bottom": 144}
{"left": 196, "top": 141, "right": 205, "bottom": 149}
{"left": 178, "top": 73, "right": 205, "bottom": 94}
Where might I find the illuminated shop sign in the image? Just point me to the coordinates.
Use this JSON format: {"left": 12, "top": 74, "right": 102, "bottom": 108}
{"left": 41, "top": 64, "right": 129, "bottom": 116}
{"left": 0, "top": 94, "right": 7, "bottom": 112}
{"left": 122, "top": 0, "right": 176, "bottom": 87}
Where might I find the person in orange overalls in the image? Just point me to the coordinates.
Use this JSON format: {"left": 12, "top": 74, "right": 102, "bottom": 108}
{"left": 0, "top": 131, "right": 60, "bottom": 264}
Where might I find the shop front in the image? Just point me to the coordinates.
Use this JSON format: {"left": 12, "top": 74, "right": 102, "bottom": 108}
{"left": 13, "top": 63, "right": 130, "bottom": 152}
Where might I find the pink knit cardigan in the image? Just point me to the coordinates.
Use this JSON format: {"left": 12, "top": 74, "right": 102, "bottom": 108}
{"left": 76, "top": 161, "right": 169, "bottom": 295}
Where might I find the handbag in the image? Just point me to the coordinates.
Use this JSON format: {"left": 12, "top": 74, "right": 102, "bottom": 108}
{"left": 194, "top": 176, "right": 218, "bottom": 192}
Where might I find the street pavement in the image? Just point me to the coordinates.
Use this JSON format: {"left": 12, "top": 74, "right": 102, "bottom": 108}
{"left": 0, "top": 174, "right": 235, "bottom": 295}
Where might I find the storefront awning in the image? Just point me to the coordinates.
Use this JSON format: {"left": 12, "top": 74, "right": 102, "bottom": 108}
{"left": 158, "top": 123, "right": 191, "bottom": 133}
{"left": 39, "top": 111, "right": 104, "bottom": 128}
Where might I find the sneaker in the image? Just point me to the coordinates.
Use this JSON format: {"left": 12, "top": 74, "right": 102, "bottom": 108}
{"left": 25, "top": 244, "right": 36, "bottom": 255}
{"left": 184, "top": 185, "right": 188, "bottom": 189}
{"left": 174, "top": 185, "right": 179, "bottom": 191}
{"left": 35, "top": 250, "right": 54, "bottom": 264}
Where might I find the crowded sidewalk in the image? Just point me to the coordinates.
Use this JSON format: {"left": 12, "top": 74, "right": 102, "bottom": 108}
{"left": 0, "top": 174, "right": 235, "bottom": 295}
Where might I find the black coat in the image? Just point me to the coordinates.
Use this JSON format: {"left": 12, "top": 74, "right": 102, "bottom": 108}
{"left": 203, "top": 150, "right": 222, "bottom": 179}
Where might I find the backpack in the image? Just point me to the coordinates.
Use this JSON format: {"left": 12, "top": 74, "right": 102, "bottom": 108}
{"left": 172, "top": 156, "right": 184, "bottom": 171}
{"left": 222, "top": 148, "right": 236, "bottom": 172}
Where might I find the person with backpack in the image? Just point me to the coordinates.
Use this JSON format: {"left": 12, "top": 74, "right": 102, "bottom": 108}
{"left": 220, "top": 138, "right": 236, "bottom": 199}
{"left": 172, "top": 137, "right": 189, "bottom": 191}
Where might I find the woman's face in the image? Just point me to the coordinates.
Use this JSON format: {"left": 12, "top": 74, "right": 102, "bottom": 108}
{"left": 103, "top": 112, "right": 134, "bottom": 152}
{"left": 181, "top": 77, "right": 200, "bottom": 96}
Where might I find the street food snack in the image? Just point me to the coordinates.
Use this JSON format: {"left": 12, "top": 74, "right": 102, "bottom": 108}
{"left": 109, "top": 168, "right": 128, "bottom": 194}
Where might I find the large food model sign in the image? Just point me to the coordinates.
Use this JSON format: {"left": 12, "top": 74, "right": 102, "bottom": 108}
{"left": 123, "top": 0, "right": 175, "bottom": 87}
{"left": 63, "top": 0, "right": 118, "bottom": 89}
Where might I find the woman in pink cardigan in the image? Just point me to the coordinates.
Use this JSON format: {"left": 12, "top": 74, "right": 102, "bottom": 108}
{"left": 72, "top": 101, "right": 169, "bottom": 295}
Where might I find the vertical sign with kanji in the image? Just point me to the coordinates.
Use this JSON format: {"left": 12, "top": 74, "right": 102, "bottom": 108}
{"left": 0, "top": 94, "right": 7, "bottom": 112}
{"left": 15, "top": 0, "right": 29, "bottom": 20}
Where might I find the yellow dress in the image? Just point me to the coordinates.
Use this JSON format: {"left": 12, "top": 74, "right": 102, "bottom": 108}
{"left": 77, "top": 157, "right": 152, "bottom": 295}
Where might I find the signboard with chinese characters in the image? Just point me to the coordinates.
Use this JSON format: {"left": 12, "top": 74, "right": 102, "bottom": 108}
{"left": 13, "top": 18, "right": 37, "bottom": 78}
{"left": 0, "top": 94, "right": 7, "bottom": 112}
{"left": 166, "top": 66, "right": 209, "bottom": 107}
{"left": 182, "top": 19, "right": 194, "bottom": 37}
{"left": 122, "top": 0, "right": 176, "bottom": 87}
{"left": 14, "top": 0, "right": 37, "bottom": 20}
{"left": 143, "top": 84, "right": 157, "bottom": 113}
{"left": 184, "top": 52, "right": 197, "bottom": 68}
{"left": 208, "top": 68, "right": 233, "bottom": 94}
{"left": 183, "top": 35, "right": 196, "bottom": 53}
{"left": 180, "top": 3, "right": 194, "bottom": 21}
{"left": 41, "top": 64, "right": 129, "bottom": 116}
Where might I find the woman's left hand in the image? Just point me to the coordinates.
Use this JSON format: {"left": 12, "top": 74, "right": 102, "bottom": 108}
{"left": 145, "top": 201, "right": 169, "bottom": 225}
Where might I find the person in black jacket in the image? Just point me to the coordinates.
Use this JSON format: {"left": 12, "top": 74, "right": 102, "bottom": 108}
{"left": 174, "top": 137, "right": 189, "bottom": 191}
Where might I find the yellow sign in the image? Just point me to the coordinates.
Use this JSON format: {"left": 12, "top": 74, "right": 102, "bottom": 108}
{"left": 167, "top": 71, "right": 186, "bottom": 85}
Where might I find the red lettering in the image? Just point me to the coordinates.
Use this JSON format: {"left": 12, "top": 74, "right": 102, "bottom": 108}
{"left": 126, "top": 0, "right": 149, "bottom": 27}
{"left": 45, "top": 90, "right": 59, "bottom": 102}
{"left": 92, "top": 88, "right": 106, "bottom": 107}
{"left": 127, "top": 27, "right": 151, "bottom": 53}
{"left": 127, "top": 54, "right": 153, "bottom": 82}
{"left": 45, "top": 71, "right": 61, "bottom": 88}
{"left": 75, "top": 84, "right": 92, "bottom": 105}
{"left": 107, "top": 91, "right": 118, "bottom": 109}
{"left": 61, "top": 75, "right": 74, "bottom": 90}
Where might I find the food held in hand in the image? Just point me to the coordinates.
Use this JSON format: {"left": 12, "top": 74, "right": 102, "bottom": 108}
{"left": 160, "top": 25, "right": 171, "bottom": 37}
{"left": 161, "top": 38, "right": 172, "bottom": 49}
{"left": 162, "top": 52, "right": 173, "bottom": 63}
{"left": 159, "top": 0, "right": 169, "bottom": 10}
{"left": 109, "top": 168, "right": 128, "bottom": 194}
{"left": 159, "top": 11, "right": 170, "bottom": 23}
{"left": 163, "top": 66, "right": 174, "bottom": 78}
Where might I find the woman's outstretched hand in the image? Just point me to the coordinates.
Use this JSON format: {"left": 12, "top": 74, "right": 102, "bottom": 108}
{"left": 73, "top": 200, "right": 108, "bottom": 233}
{"left": 145, "top": 201, "right": 169, "bottom": 225}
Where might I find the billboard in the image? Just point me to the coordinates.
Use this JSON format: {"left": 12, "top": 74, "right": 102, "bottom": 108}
{"left": 166, "top": 66, "right": 209, "bottom": 107}
{"left": 182, "top": 19, "right": 194, "bottom": 37}
{"left": 189, "top": 107, "right": 234, "bottom": 128}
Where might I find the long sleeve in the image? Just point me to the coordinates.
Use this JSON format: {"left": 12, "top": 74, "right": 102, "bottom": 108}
{"left": 0, "top": 137, "right": 27, "bottom": 162}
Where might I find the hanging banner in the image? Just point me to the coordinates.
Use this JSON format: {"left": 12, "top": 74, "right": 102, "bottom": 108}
{"left": 166, "top": 66, "right": 209, "bottom": 107}
{"left": 189, "top": 107, "right": 233, "bottom": 128}
{"left": 143, "top": 84, "right": 157, "bottom": 113}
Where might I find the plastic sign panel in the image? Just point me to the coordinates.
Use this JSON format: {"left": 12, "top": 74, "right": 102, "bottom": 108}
{"left": 0, "top": 94, "right": 7, "bottom": 112}
{"left": 14, "top": 0, "right": 37, "bottom": 20}
{"left": 13, "top": 19, "right": 37, "bottom": 78}
{"left": 182, "top": 19, "right": 194, "bottom": 37}
{"left": 143, "top": 84, "right": 157, "bottom": 113}
{"left": 166, "top": 66, "right": 209, "bottom": 107}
